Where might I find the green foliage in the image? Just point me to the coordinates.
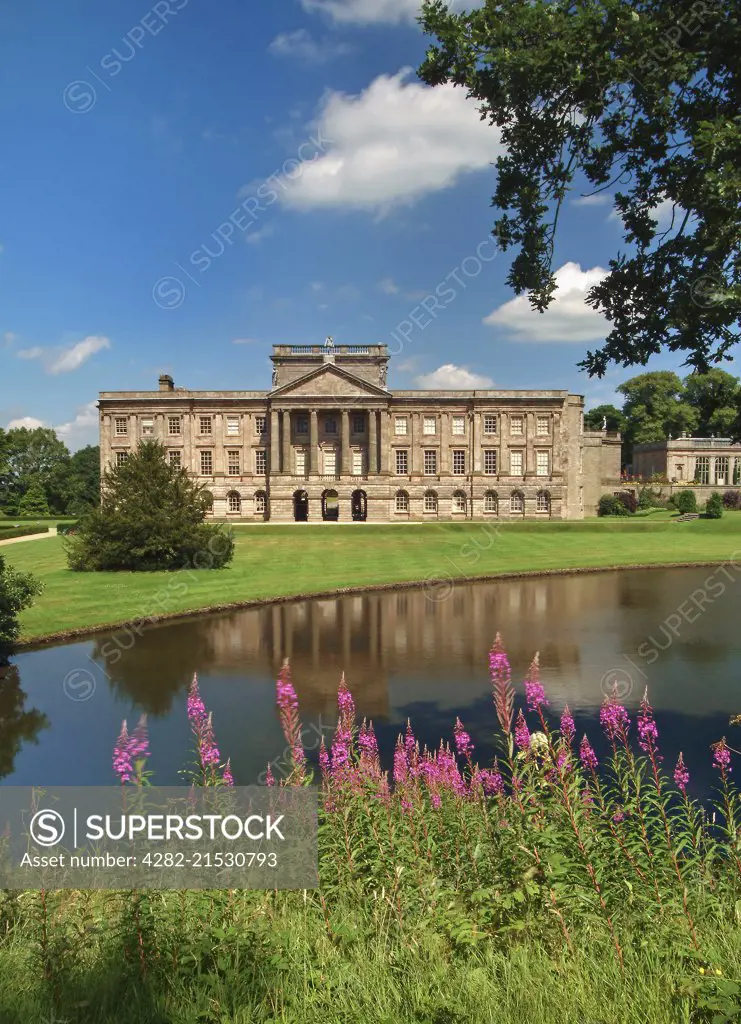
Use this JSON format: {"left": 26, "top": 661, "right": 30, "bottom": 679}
{"left": 66, "top": 440, "right": 234, "bottom": 572}
{"left": 723, "top": 491, "right": 741, "bottom": 511}
{"left": 0, "top": 427, "right": 70, "bottom": 515}
{"left": 598, "top": 494, "right": 630, "bottom": 517}
{"left": 419, "top": 0, "right": 741, "bottom": 376}
{"left": 637, "top": 488, "right": 654, "bottom": 510}
{"left": 618, "top": 372, "right": 699, "bottom": 445}
{"left": 0, "top": 527, "right": 50, "bottom": 540}
{"left": 705, "top": 492, "right": 724, "bottom": 519}
{"left": 16, "top": 480, "right": 49, "bottom": 518}
{"left": 684, "top": 370, "right": 741, "bottom": 438}
{"left": 584, "top": 403, "right": 626, "bottom": 433}
{"left": 675, "top": 490, "right": 698, "bottom": 514}
{"left": 0, "top": 554, "right": 42, "bottom": 662}
{"left": 56, "top": 522, "right": 79, "bottom": 536}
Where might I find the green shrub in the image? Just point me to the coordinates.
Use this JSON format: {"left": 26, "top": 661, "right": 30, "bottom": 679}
{"left": 722, "top": 490, "right": 741, "bottom": 510}
{"left": 16, "top": 481, "right": 50, "bottom": 518}
{"left": 705, "top": 492, "right": 724, "bottom": 519}
{"left": 0, "top": 526, "right": 50, "bottom": 540}
{"left": 56, "top": 522, "right": 80, "bottom": 536}
{"left": 674, "top": 490, "right": 698, "bottom": 514}
{"left": 598, "top": 494, "right": 629, "bottom": 516}
{"left": 0, "top": 554, "right": 42, "bottom": 661}
{"left": 66, "top": 441, "right": 235, "bottom": 572}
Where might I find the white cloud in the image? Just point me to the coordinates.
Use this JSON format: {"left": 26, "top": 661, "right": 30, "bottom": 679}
{"left": 268, "top": 28, "right": 352, "bottom": 62}
{"left": 48, "top": 335, "right": 111, "bottom": 375}
{"left": 245, "top": 223, "right": 276, "bottom": 246}
{"left": 54, "top": 401, "right": 99, "bottom": 450}
{"left": 378, "top": 277, "right": 400, "bottom": 295}
{"left": 6, "top": 416, "right": 46, "bottom": 430}
{"left": 282, "top": 69, "right": 500, "bottom": 211}
{"left": 231, "top": 337, "right": 259, "bottom": 345}
{"left": 16, "top": 347, "right": 44, "bottom": 360}
{"left": 413, "top": 364, "right": 494, "bottom": 389}
{"left": 572, "top": 192, "right": 612, "bottom": 207}
{"left": 484, "top": 261, "right": 609, "bottom": 343}
{"left": 301, "top": 0, "right": 475, "bottom": 25}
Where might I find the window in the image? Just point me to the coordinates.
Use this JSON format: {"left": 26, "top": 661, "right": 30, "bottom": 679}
{"left": 537, "top": 416, "right": 550, "bottom": 436}
{"left": 452, "top": 491, "right": 467, "bottom": 514}
{"left": 255, "top": 416, "right": 266, "bottom": 436}
{"left": 694, "top": 456, "right": 710, "bottom": 484}
{"left": 537, "top": 491, "right": 551, "bottom": 514}
{"left": 352, "top": 450, "right": 364, "bottom": 476}
{"left": 452, "top": 450, "right": 466, "bottom": 475}
{"left": 395, "top": 491, "right": 409, "bottom": 513}
{"left": 424, "top": 450, "right": 438, "bottom": 475}
{"left": 255, "top": 450, "right": 266, "bottom": 475}
{"left": 255, "top": 492, "right": 267, "bottom": 516}
{"left": 424, "top": 491, "right": 438, "bottom": 514}
{"left": 716, "top": 456, "right": 729, "bottom": 485}
{"left": 226, "top": 416, "right": 240, "bottom": 436}
{"left": 484, "top": 491, "right": 498, "bottom": 514}
{"left": 141, "top": 417, "right": 154, "bottom": 436}
{"left": 395, "top": 417, "right": 408, "bottom": 436}
{"left": 484, "top": 450, "right": 498, "bottom": 475}
{"left": 423, "top": 416, "right": 437, "bottom": 435}
{"left": 168, "top": 450, "right": 181, "bottom": 468}
{"left": 353, "top": 414, "right": 365, "bottom": 434}
{"left": 114, "top": 417, "right": 128, "bottom": 436}
{"left": 296, "top": 415, "right": 308, "bottom": 434}
{"left": 510, "top": 450, "right": 523, "bottom": 475}
{"left": 115, "top": 451, "right": 129, "bottom": 466}
{"left": 199, "top": 416, "right": 212, "bottom": 435}
{"left": 323, "top": 448, "right": 337, "bottom": 475}
{"left": 324, "top": 417, "right": 337, "bottom": 434}
{"left": 511, "top": 491, "right": 525, "bottom": 514}
{"left": 536, "top": 450, "right": 550, "bottom": 476}
{"left": 227, "top": 492, "right": 241, "bottom": 514}
{"left": 395, "top": 449, "right": 409, "bottom": 475}
{"left": 735, "top": 461, "right": 741, "bottom": 486}
{"left": 295, "top": 448, "right": 307, "bottom": 475}
{"left": 452, "top": 416, "right": 465, "bottom": 436}
{"left": 510, "top": 416, "right": 524, "bottom": 436}
{"left": 200, "top": 450, "right": 213, "bottom": 476}
{"left": 168, "top": 416, "right": 181, "bottom": 436}
{"left": 227, "top": 450, "right": 240, "bottom": 476}
{"left": 484, "top": 415, "right": 497, "bottom": 435}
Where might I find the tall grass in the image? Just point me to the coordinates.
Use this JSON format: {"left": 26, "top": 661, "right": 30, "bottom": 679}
{"left": 2, "top": 636, "right": 741, "bottom": 1023}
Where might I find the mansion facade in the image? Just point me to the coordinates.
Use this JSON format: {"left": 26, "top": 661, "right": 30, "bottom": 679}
{"left": 98, "top": 343, "right": 621, "bottom": 522}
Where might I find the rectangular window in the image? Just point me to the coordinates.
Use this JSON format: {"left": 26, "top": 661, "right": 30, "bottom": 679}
{"left": 227, "top": 450, "right": 240, "bottom": 475}
{"left": 510, "top": 416, "right": 524, "bottom": 436}
{"left": 452, "top": 493, "right": 466, "bottom": 513}
{"left": 716, "top": 456, "right": 729, "bottom": 485}
{"left": 199, "top": 416, "right": 212, "bottom": 435}
{"left": 395, "top": 492, "right": 409, "bottom": 513}
{"left": 395, "top": 449, "right": 409, "bottom": 475}
{"left": 484, "top": 415, "right": 497, "bottom": 435}
{"left": 255, "top": 416, "right": 266, "bottom": 436}
{"left": 537, "top": 492, "right": 550, "bottom": 513}
{"left": 395, "top": 417, "right": 408, "bottom": 436}
{"left": 226, "top": 416, "right": 240, "bottom": 436}
{"left": 484, "top": 450, "right": 498, "bottom": 475}
{"left": 511, "top": 492, "right": 524, "bottom": 513}
{"left": 324, "top": 417, "right": 337, "bottom": 435}
{"left": 353, "top": 414, "right": 365, "bottom": 434}
{"left": 168, "top": 450, "right": 181, "bottom": 469}
{"left": 424, "top": 492, "right": 437, "bottom": 513}
{"left": 141, "top": 417, "right": 154, "bottom": 436}
{"left": 255, "top": 450, "right": 266, "bottom": 475}
{"left": 228, "top": 493, "right": 241, "bottom": 514}
{"left": 324, "top": 448, "right": 337, "bottom": 475}
{"left": 536, "top": 450, "right": 550, "bottom": 476}
{"left": 510, "top": 450, "right": 523, "bottom": 475}
{"left": 296, "top": 415, "right": 308, "bottom": 434}
{"left": 168, "top": 416, "right": 181, "bottom": 436}
{"left": 452, "top": 450, "right": 466, "bottom": 475}
{"left": 255, "top": 493, "right": 266, "bottom": 515}
{"left": 537, "top": 416, "right": 550, "bottom": 436}
{"left": 114, "top": 417, "right": 128, "bottom": 436}
{"left": 115, "top": 451, "right": 129, "bottom": 466}
{"left": 352, "top": 450, "right": 364, "bottom": 476}
{"left": 694, "top": 456, "right": 710, "bottom": 484}
{"left": 484, "top": 492, "right": 498, "bottom": 513}
{"left": 424, "top": 450, "right": 438, "bottom": 475}
{"left": 295, "top": 448, "right": 306, "bottom": 475}
{"left": 423, "top": 416, "right": 437, "bottom": 435}
{"left": 200, "top": 450, "right": 213, "bottom": 476}
{"left": 452, "top": 416, "right": 465, "bottom": 436}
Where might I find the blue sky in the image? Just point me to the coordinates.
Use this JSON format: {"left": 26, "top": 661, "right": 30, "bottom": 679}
{"left": 0, "top": 0, "right": 702, "bottom": 449}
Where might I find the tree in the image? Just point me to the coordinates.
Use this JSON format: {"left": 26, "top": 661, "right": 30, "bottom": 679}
{"left": 0, "top": 427, "right": 70, "bottom": 514}
{"left": 17, "top": 480, "right": 50, "bottom": 517}
{"left": 64, "top": 445, "right": 101, "bottom": 515}
{"left": 584, "top": 404, "right": 626, "bottom": 433}
{"left": 617, "top": 372, "right": 698, "bottom": 445}
{"left": 0, "top": 664, "right": 49, "bottom": 779}
{"left": 705, "top": 492, "right": 724, "bottom": 518}
{"left": 0, "top": 555, "right": 43, "bottom": 663}
{"left": 674, "top": 490, "right": 698, "bottom": 514}
{"left": 683, "top": 369, "right": 741, "bottom": 437}
{"left": 67, "top": 441, "right": 234, "bottom": 572}
{"left": 419, "top": 0, "right": 741, "bottom": 376}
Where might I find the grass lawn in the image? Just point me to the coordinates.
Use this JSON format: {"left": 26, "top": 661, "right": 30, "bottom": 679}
{"left": 6, "top": 515, "right": 741, "bottom": 642}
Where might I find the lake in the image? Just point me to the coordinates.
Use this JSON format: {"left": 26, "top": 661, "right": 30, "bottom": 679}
{"left": 3, "top": 566, "right": 740, "bottom": 799}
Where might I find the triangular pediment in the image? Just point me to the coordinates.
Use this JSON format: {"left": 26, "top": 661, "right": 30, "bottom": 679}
{"left": 272, "top": 363, "right": 388, "bottom": 400}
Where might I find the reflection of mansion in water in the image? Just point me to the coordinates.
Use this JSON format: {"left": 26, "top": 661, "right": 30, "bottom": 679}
{"left": 99, "top": 342, "right": 621, "bottom": 522}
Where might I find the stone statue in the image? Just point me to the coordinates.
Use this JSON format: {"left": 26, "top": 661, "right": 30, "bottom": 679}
{"left": 272, "top": 368, "right": 278, "bottom": 387}
{"left": 325, "top": 335, "right": 334, "bottom": 349}
{"left": 602, "top": 416, "right": 607, "bottom": 430}
{"left": 380, "top": 365, "right": 388, "bottom": 388}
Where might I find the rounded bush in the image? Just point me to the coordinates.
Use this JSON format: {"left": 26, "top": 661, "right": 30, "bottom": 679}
{"left": 674, "top": 490, "right": 698, "bottom": 514}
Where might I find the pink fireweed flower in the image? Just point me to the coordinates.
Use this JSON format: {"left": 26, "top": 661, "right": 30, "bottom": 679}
{"left": 637, "top": 690, "right": 660, "bottom": 756}
{"left": 337, "top": 673, "right": 356, "bottom": 728}
{"left": 200, "top": 713, "right": 221, "bottom": 768}
{"left": 187, "top": 674, "right": 207, "bottom": 727}
{"left": 319, "top": 738, "right": 330, "bottom": 780}
{"left": 393, "top": 736, "right": 408, "bottom": 786}
{"left": 712, "top": 738, "right": 732, "bottom": 775}
{"left": 276, "top": 660, "right": 306, "bottom": 777}
{"left": 524, "top": 653, "right": 548, "bottom": 712}
{"left": 514, "top": 710, "right": 530, "bottom": 751}
{"left": 112, "top": 721, "right": 133, "bottom": 784}
{"left": 556, "top": 748, "right": 572, "bottom": 774}
{"left": 129, "top": 715, "right": 150, "bottom": 763}
{"left": 490, "top": 633, "right": 514, "bottom": 734}
{"left": 404, "top": 721, "right": 420, "bottom": 778}
{"left": 478, "top": 764, "right": 505, "bottom": 796}
{"left": 674, "top": 752, "right": 690, "bottom": 795}
{"left": 453, "top": 717, "right": 474, "bottom": 760}
{"left": 222, "top": 759, "right": 234, "bottom": 787}
{"left": 560, "top": 705, "right": 575, "bottom": 747}
{"left": 358, "top": 720, "right": 381, "bottom": 779}
{"left": 435, "top": 742, "right": 466, "bottom": 797}
{"left": 265, "top": 763, "right": 275, "bottom": 787}
{"left": 579, "top": 735, "right": 598, "bottom": 772}
{"left": 600, "top": 694, "right": 631, "bottom": 742}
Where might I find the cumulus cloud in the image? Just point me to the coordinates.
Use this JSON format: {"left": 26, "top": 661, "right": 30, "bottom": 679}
{"left": 54, "top": 401, "right": 99, "bottom": 449}
{"left": 16, "top": 347, "right": 44, "bottom": 360}
{"left": 571, "top": 192, "right": 612, "bottom": 207}
{"left": 301, "top": 0, "right": 476, "bottom": 24}
{"left": 413, "top": 364, "right": 494, "bottom": 389}
{"left": 281, "top": 69, "right": 500, "bottom": 211}
{"left": 48, "top": 335, "right": 111, "bottom": 375}
{"left": 268, "top": 28, "right": 352, "bottom": 62}
{"left": 484, "top": 262, "right": 609, "bottom": 343}
{"left": 6, "top": 416, "right": 46, "bottom": 430}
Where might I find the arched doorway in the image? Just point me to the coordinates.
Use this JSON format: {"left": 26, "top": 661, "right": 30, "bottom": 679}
{"left": 322, "top": 489, "right": 340, "bottom": 522}
{"left": 351, "top": 489, "right": 367, "bottom": 522}
{"left": 293, "top": 490, "right": 309, "bottom": 522}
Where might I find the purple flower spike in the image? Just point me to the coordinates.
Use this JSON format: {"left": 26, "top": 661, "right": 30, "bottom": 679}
{"left": 637, "top": 690, "right": 659, "bottom": 755}
{"left": 524, "top": 653, "right": 548, "bottom": 712}
{"left": 560, "top": 705, "right": 575, "bottom": 747}
{"left": 490, "top": 633, "right": 514, "bottom": 734}
{"left": 265, "top": 763, "right": 275, "bottom": 787}
{"left": 713, "top": 739, "right": 732, "bottom": 775}
{"left": 112, "top": 720, "right": 133, "bottom": 784}
{"left": 200, "top": 713, "right": 221, "bottom": 768}
{"left": 600, "top": 694, "right": 631, "bottom": 742}
{"left": 222, "top": 759, "right": 234, "bottom": 787}
{"left": 129, "top": 715, "right": 150, "bottom": 763}
{"left": 514, "top": 710, "right": 530, "bottom": 751}
{"left": 453, "top": 717, "right": 474, "bottom": 760}
{"left": 579, "top": 735, "right": 598, "bottom": 772}
{"left": 187, "top": 674, "right": 207, "bottom": 726}
{"left": 674, "top": 752, "right": 689, "bottom": 794}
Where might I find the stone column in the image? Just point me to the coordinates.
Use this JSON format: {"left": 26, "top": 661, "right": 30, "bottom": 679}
{"left": 440, "top": 412, "right": 450, "bottom": 474}
{"left": 341, "top": 409, "right": 351, "bottom": 477}
{"left": 270, "top": 409, "right": 280, "bottom": 475}
{"left": 282, "top": 410, "right": 291, "bottom": 475}
{"left": 501, "top": 413, "right": 509, "bottom": 477}
{"left": 368, "top": 410, "right": 378, "bottom": 474}
{"left": 380, "top": 410, "right": 390, "bottom": 474}
{"left": 710, "top": 455, "right": 717, "bottom": 486}
{"left": 472, "top": 410, "right": 481, "bottom": 473}
{"left": 526, "top": 411, "right": 536, "bottom": 477}
{"left": 309, "top": 409, "right": 318, "bottom": 474}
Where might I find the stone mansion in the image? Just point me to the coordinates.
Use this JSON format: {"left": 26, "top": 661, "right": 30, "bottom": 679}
{"left": 98, "top": 342, "right": 621, "bottom": 522}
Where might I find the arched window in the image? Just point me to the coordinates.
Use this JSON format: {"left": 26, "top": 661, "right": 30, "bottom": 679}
{"left": 452, "top": 490, "right": 467, "bottom": 514}
{"left": 255, "top": 491, "right": 267, "bottom": 517}
{"left": 395, "top": 490, "right": 409, "bottom": 514}
{"left": 536, "top": 491, "right": 551, "bottom": 515}
{"left": 484, "top": 491, "right": 498, "bottom": 514}
{"left": 227, "top": 491, "right": 242, "bottom": 515}
{"left": 423, "top": 490, "right": 438, "bottom": 514}
{"left": 202, "top": 491, "right": 214, "bottom": 516}
{"left": 510, "top": 491, "right": 525, "bottom": 515}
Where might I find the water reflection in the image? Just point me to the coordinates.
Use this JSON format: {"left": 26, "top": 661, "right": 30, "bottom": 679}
{"left": 0, "top": 664, "right": 48, "bottom": 779}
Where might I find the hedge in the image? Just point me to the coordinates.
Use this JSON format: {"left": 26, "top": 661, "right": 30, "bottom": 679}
{"left": 0, "top": 526, "right": 52, "bottom": 540}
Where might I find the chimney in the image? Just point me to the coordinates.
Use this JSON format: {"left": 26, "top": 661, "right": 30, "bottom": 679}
{"left": 159, "top": 374, "right": 174, "bottom": 392}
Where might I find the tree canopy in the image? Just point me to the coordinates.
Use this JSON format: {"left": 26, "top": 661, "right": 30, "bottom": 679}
{"left": 419, "top": 0, "right": 741, "bottom": 375}
{"left": 0, "top": 555, "right": 43, "bottom": 663}
{"left": 0, "top": 427, "right": 99, "bottom": 516}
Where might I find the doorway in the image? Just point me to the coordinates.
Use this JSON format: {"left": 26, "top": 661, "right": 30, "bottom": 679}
{"left": 351, "top": 490, "right": 367, "bottom": 522}
{"left": 293, "top": 490, "right": 309, "bottom": 522}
